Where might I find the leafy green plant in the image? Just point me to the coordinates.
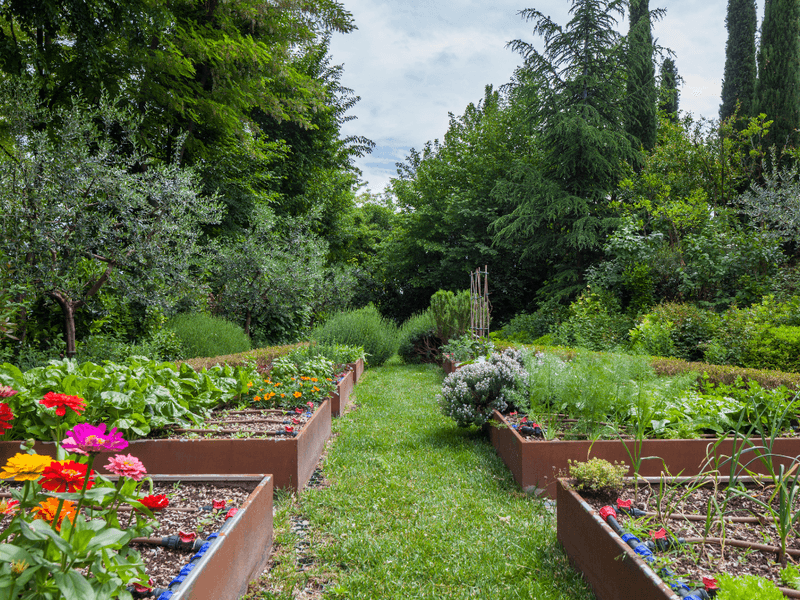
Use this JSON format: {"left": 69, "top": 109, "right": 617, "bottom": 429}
{"left": 166, "top": 313, "right": 252, "bottom": 359}
{"left": 440, "top": 333, "right": 495, "bottom": 364}
{"left": 781, "top": 564, "right": 800, "bottom": 590}
{"left": 567, "top": 458, "right": 627, "bottom": 493}
{"left": 715, "top": 573, "right": 785, "bottom": 599}
{"left": 312, "top": 305, "right": 399, "bottom": 367}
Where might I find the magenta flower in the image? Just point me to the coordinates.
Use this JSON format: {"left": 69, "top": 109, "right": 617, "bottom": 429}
{"left": 62, "top": 423, "right": 128, "bottom": 454}
{"left": 105, "top": 453, "right": 147, "bottom": 480}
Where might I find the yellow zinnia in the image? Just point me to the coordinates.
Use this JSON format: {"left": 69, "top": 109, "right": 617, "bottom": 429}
{"left": 0, "top": 453, "right": 54, "bottom": 481}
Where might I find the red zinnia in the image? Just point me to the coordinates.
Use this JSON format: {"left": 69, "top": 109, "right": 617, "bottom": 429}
{"left": 0, "top": 403, "right": 13, "bottom": 433}
{"left": 139, "top": 494, "right": 169, "bottom": 511}
{"left": 40, "top": 460, "right": 94, "bottom": 493}
{"left": 40, "top": 392, "right": 86, "bottom": 417}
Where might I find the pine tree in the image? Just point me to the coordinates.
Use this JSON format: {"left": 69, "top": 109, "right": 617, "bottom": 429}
{"left": 756, "top": 0, "right": 800, "bottom": 151}
{"left": 658, "top": 58, "right": 680, "bottom": 121}
{"left": 720, "top": 0, "right": 758, "bottom": 122}
{"left": 626, "top": 0, "right": 657, "bottom": 151}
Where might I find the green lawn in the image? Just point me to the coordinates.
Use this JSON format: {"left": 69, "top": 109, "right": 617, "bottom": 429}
{"left": 252, "top": 359, "right": 595, "bottom": 599}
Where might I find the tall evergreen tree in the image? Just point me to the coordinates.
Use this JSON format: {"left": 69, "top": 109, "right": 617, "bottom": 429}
{"left": 658, "top": 58, "right": 680, "bottom": 121}
{"left": 756, "top": 0, "right": 800, "bottom": 151}
{"left": 626, "top": 0, "right": 657, "bottom": 151}
{"left": 720, "top": 0, "right": 758, "bottom": 122}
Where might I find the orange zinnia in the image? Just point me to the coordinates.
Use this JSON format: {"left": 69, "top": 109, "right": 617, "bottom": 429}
{"left": 33, "top": 497, "right": 77, "bottom": 531}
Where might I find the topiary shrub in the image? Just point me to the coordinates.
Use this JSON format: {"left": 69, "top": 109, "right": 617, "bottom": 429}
{"left": 398, "top": 310, "right": 440, "bottom": 364}
{"left": 312, "top": 305, "right": 399, "bottom": 367}
{"left": 166, "top": 313, "right": 251, "bottom": 359}
{"left": 437, "top": 348, "right": 527, "bottom": 427}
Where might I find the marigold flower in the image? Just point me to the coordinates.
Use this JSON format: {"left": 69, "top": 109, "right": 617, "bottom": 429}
{"left": 0, "top": 386, "right": 17, "bottom": 399}
{"left": 300, "top": 376, "right": 309, "bottom": 381}
{"left": 0, "top": 453, "right": 53, "bottom": 481}
{"left": 274, "top": 382, "right": 282, "bottom": 387}
{"left": 247, "top": 381, "right": 253, "bottom": 388}
{"left": 139, "top": 494, "right": 169, "bottom": 510}
{"left": 0, "top": 499, "right": 19, "bottom": 514}
{"left": 33, "top": 497, "right": 77, "bottom": 531}
{"left": 293, "top": 391, "right": 302, "bottom": 398}
{"left": 39, "top": 392, "right": 86, "bottom": 417}
{"left": 105, "top": 454, "right": 147, "bottom": 481}
{"left": 280, "top": 393, "right": 286, "bottom": 398}
{"left": 40, "top": 460, "right": 94, "bottom": 493}
{"left": 312, "top": 386, "right": 320, "bottom": 393}
{"left": 62, "top": 423, "right": 127, "bottom": 454}
{"left": 253, "top": 396, "right": 261, "bottom": 402}
{"left": 310, "top": 378, "right": 318, "bottom": 382}
{"left": 0, "top": 403, "right": 13, "bottom": 433}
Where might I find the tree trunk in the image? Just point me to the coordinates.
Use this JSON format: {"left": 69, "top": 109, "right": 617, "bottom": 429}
{"left": 244, "top": 309, "right": 251, "bottom": 338}
{"left": 47, "top": 291, "right": 79, "bottom": 358}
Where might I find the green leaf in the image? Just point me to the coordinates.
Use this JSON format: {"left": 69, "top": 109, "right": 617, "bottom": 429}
{"left": 54, "top": 569, "right": 97, "bottom": 600}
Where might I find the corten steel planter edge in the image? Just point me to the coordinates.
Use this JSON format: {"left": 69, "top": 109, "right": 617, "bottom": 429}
{"left": 556, "top": 478, "right": 679, "bottom": 600}
{"left": 330, "top": 369, "right": 355, "bottom": 417}
{"left": 442, "top": 359, "right": 458, "bottom": 375}
{"left": 163, "top": 474, "right": 274, "bottom": 600}
{"left": 346, "top": 358, "right": 364, "bottom": 384}
{"left": 0, "top": 400, "right": 332, "bottom": 492}
{"left": 490, "top": 411, "right": 800, "bottom": 499}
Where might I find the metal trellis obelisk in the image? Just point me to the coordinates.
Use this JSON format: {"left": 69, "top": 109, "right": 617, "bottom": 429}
{"left": 470, "top": 266, "right": 490, "bottom": 339}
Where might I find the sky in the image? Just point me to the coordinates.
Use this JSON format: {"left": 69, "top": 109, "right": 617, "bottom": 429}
{"left": 328, "top": 0, "right": 765, "bottom": 194}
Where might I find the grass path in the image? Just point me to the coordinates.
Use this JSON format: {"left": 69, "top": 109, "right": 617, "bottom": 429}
{"left": 257, "top": 359, "right": 595, "bottom": 599}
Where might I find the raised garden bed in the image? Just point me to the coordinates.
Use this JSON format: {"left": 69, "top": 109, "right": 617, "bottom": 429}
{"left": 556, "top": 477, "right": 800, "bottom": 599}
{"left": 330, "top": 369, "right": 355, "bottom": 417}
{"left": 442, "top": 358, "right": 458, "bottom": 375}
{"left": 142, "top": 475, "right": 273, "bottom": 600}
{"left": 490, "top": 410, "right": 800, "bottom": 498}
{"left": 0, "top": 401, "right": 331, "bottom": 491}
{"left": 347, "top": 358, "right": 364, "bottom": 384}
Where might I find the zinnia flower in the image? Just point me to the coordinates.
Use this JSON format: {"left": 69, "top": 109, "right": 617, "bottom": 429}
{"left": 139, "top": 494, "right": 169, "bottom": 510}
{"left": 0, "top": 403, "right": 13, "bottom": 433}
{"left": 62, "top": 423, "right": 127, "bottom": 454}
{"left": 40, "top": 460, "right": 94, "bottom": 493}
{"left": 0, "top": 499, "right": 19, "bottom": 515}
{"left": 105, "top": 454, "right": 146, "bottom": 481}
{"left": 39, "top": 392, "right": 86, "bottom": 417}
{"left": 0, "top": 453, "right": 53, "bottom": 481}
{"left": 33, "top": 497, "right": 77, "bottom": 531}
{"left": 293, "top": 391, "right": 302, "bottom": 398}
{"left": 0, "top": 386, "right": 17, "bottom": 399}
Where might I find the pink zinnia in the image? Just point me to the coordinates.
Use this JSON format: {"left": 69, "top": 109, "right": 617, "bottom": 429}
{"left": 0, "top": 386, "right": 17, "bottom": 399}
{"left": 62, "top": 423, "right": 127, "bottom": 454}
{"left": 104, "top": 454, "right": 146, "bottom": 480}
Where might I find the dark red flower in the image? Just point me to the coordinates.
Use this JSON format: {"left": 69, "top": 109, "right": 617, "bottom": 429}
{"left": 40, "top": 392, "right": 86, "bottom": 417}
{"left": 139, "top": 494, "right": 169, "bottom": 511}
{"left": 0, "top": 403, "right": 13, "bottom": 433}
{"left": 40, "top": 460, "right": 94, "bottom": 493}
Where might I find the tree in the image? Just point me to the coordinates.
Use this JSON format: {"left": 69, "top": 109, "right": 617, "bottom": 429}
{"left": 0, "top": 86, "right": 221, "bottom": 356}
{"left": 626, "top": 0, "right": 658, "bottom": 151}
{"left": 756, "top": 0, "right": 800, "bottom": 152}
{"left": 719, "top": 0, "right": 758, "bottom": 122}
{"left": 492, "top": 0, "right": 639, "bottom": 302}
{"left": 658, "top": 58, "right": 681, "bottom": 121}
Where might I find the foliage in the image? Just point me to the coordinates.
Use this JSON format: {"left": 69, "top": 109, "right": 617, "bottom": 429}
{"left": 167, "top": 313, "right": 252, "bottom": 360}
{"left": 552, "top": 288, "right": 634, "bottom": 352}
{"left": 745, "top": 326, "right": 800, "bottom": 373}
{"left": 437, "top": 349, "right": 527, "bottom": 427}
{"left": 628, "top": 314, "right": 676, "bottom": 357}
{"left": 633, "top": 303, "right": 718, "bottom": 362}
{"left": 0, "top": 84, "right": 221, "bottom": 357}
{"left": 715, "top": 573, "right": 785, "bottom": 599}
{"left": 720, "top": 0, "right": 758, "bottom": 122}
{"left": 180, "top": 344, "right": 302, "bottom": 372}
{"left": 397, "top": 311, "right": 440, "bottom": 365}
{"left": 440, "top": 334, "right": 495, "bottom": 364}
{"left": 625, "top": 0, "right": 659, "bottom": 152}
{"left": 0, "top": 358, "right": 256, "bottom": 440}
{"left": 756, "top": 0, "right": 800, "bottom": 153}
{"left": 568, "top": 458, "right": 628, "bottom": 493}
{"left": 429, "top": 290, "right": 472, "bottom": 343}
{"left": 312, "top": 305, "right": 399, "bottom": 367}
{"left": 285, "top": 342, "right": 366, "bottom": 368}
{"left": 658, "top": 58, "right": 680, "bottom": 121}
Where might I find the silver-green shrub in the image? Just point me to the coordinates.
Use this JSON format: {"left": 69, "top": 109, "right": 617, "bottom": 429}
{"left": 437, "top": 348, "right": 527, "bottom": 427}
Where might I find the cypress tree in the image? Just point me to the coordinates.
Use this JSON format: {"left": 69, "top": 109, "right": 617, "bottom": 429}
{"left": 626, "top": 0, "right": 657, "bottom": 151}
{"left": 756, "top": 0, "right": 800, "bottom": 151}
{"left": 658, "top": 58, "right": 680, "bottom": 122}
{"left": 720, "top": 0, "right": 757, "bottom": 122}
